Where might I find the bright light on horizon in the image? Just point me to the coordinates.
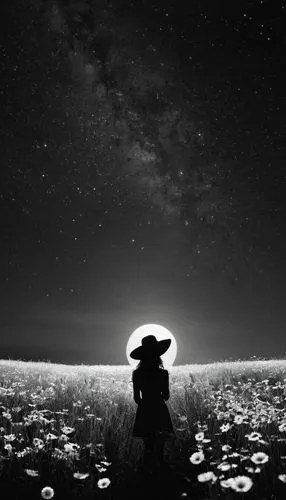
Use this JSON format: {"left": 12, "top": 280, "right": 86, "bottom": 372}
{"left": 126, "top": 324, "right": 177, "bottom": 368}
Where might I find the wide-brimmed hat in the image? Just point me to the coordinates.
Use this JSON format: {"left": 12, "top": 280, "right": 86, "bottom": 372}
{"left": 130, "top": 334, "right": 171, "bottom": 360}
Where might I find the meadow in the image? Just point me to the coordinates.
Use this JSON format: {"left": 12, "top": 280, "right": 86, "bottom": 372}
{"left": 1, "top": 358, "right": 286, "bottom": 499}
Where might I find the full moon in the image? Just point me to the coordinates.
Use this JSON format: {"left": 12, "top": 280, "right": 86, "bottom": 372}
{"left": 126, "top": 324, "right": 177, "bottom": 368}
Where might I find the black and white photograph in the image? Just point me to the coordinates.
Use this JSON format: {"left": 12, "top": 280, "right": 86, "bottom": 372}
{"left": 1, "top": 0, "right": 286, "bottom": 498}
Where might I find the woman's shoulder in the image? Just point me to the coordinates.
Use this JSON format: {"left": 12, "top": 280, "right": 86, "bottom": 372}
{"left": 132, "top": 368, "right": 142, "bottom": 379}
{"left": 132, "top": 367, "right": 168, "bottom": 377}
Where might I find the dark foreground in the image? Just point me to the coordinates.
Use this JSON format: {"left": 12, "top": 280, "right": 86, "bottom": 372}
{"left": 0, "top": 458, "right": 197, "bottom": 500}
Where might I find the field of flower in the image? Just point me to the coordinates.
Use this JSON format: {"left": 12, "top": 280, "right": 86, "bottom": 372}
{"left": 1, "top": 358, "right": 286, "bottom": 499}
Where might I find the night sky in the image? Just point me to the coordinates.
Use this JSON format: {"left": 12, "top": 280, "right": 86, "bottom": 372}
{"left": 1, "top": 0, "right": 286, "bottom": 365}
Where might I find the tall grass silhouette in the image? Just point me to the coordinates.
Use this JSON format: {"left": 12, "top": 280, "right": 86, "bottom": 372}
{"left": 1, "top": 358, "right": 286, "bottom": 499}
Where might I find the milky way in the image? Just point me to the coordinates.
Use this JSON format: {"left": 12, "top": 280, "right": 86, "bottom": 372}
{"left": 1, "top": 0, "right": 285, "bottom": 363}
{"left": 46, "top": 1, "right": 238, "bottom": 275}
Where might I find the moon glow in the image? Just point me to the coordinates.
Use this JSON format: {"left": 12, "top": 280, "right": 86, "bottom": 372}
{"left": 126, "top": 324, "right": 177, "bottom": 368}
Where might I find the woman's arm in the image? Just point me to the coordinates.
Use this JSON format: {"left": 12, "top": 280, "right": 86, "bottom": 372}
{"left": 132, "top": 371, "right": 141, "bottom": 404}
{"left": 162, "top": 370, "right": 170, "bottom": 401}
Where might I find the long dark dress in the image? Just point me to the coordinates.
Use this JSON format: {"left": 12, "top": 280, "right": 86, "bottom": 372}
{"left": 132, "top": 368, "right": 174, "bottom": 438}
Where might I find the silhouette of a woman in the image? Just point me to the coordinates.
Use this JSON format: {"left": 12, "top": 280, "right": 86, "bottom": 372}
{"left": 130, "top": 335, "right": 174, "bottom": 473}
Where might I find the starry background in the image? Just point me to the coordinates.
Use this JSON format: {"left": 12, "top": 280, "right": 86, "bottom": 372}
{"left": 1, "top": 0, "right": 285, "bottom": 365}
